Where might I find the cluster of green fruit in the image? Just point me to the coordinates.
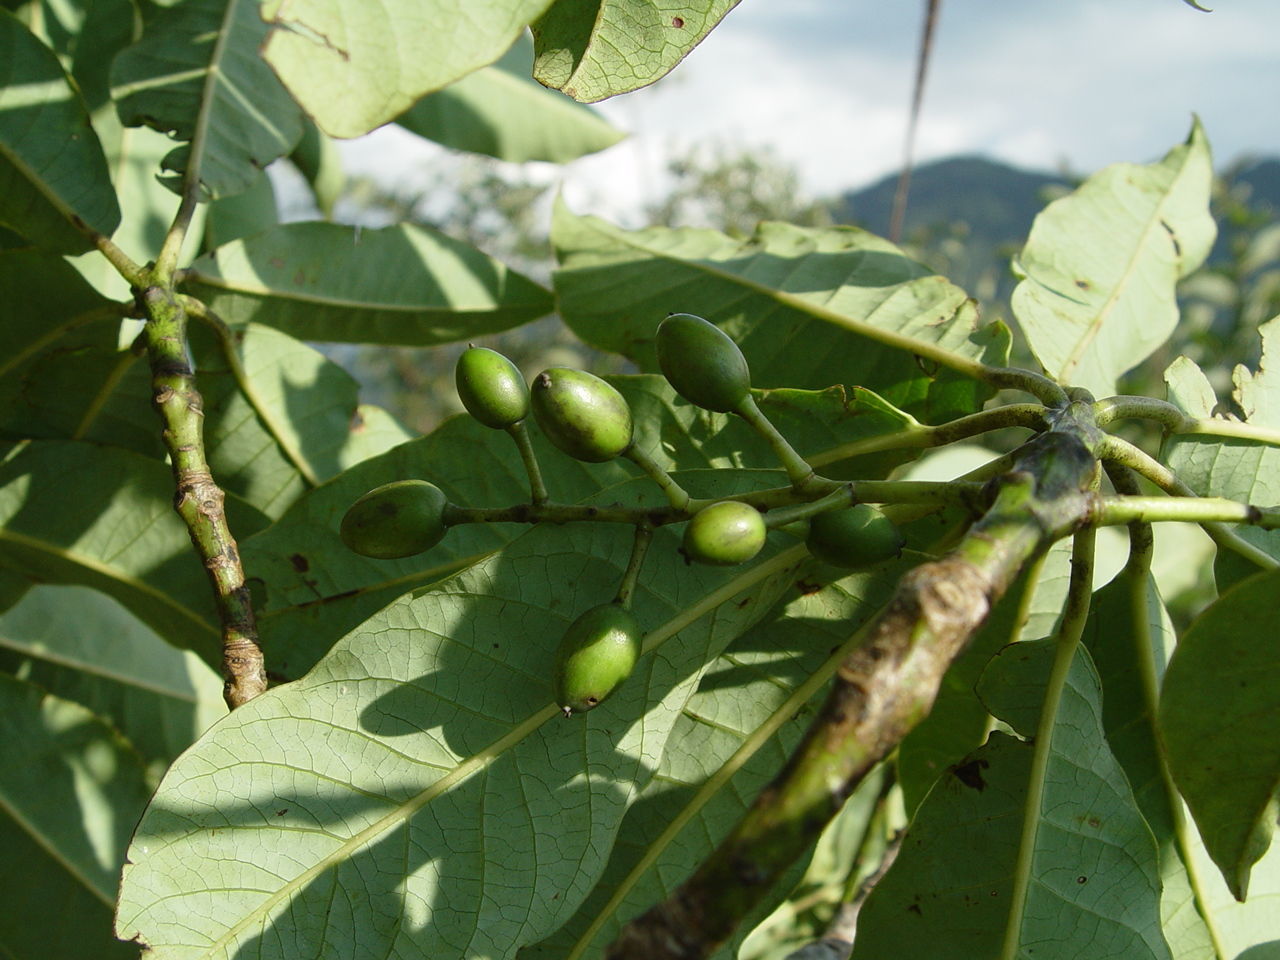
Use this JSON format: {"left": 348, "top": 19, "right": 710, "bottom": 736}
{"left": 340, "top": 314, "right": 904, "bottom": 716}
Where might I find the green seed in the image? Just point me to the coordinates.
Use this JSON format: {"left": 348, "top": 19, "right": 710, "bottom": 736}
{"left": 554, "top": 603, "right": 644, "bottom": 716}
{"left": 530, "top": 367, "right": 633, "bottom": 462}
{"left": 339, "top": 480, "right": 449, "bottom": 559}
{"left": 656, "top": 313, "right": 751, "bottom": 413}
{"left": 805, "top": 504, "right": 904, "bottom": 568}
{"left": 455, "top": 346, "right": 529, "bottom": 429}
{"left": 682, "top": 500, "right": 767, "bottom": 566}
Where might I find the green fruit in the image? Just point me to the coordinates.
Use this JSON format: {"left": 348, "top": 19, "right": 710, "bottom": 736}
{"left": 805, "top": 504, "right": 904, "bottom": 568}
{"left": 530, "top": 367, "right": 633, "bottom": 462}
{"left": 554, "top": 603, "right": 644, "bottom": 715}
{"left": 682, "top": 500, "right": 767, "bottom": 566}
{"left": 455, "top": 346, "right": 529, "bottom": 429}
{"left": 340, "top": 480, "right": 449, "bottom": 559}
{"left": 656, "top": 313, "right": 751, "bottom": 413}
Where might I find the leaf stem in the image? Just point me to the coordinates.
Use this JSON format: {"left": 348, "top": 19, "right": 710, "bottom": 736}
{"left": 614, "top": 524, "right": 653, "bottom": 610}
{"left": 978, "top": 365, "right": 1070, "bottom": 408}
{"left": 735, "top": 394, "right": 820, "bottom": 491}
{"left": 1094, "top": 394, "right": 1280, "bottom": 446}
{"left": 1095, "top": 495, "right": 1280, "bottom": 528}
{"left": 624, "top": 443, "right": 692, "bottom": 510}
{"left": 808, "top": 403, "right": 1048, "bottom": 469}
{"left": 506, "top": 421, "right": 548, "bottom": 504}
{"left": 1098, "top": 435, "right": 1279, "bottom": 570}
{"left": 92, "top": 232, "right": 149, "bottom": 289}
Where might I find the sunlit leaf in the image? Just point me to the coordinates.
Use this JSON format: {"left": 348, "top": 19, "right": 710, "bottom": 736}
{"left": 1012, "top": 119, "right": 1215, "bottom": 397}
{"left": 397, "top": 33, "right": 623, "bottom": 163}
{"left": 0, "top": 672, "right": 151, "bottom": 960}
{"left": 260, "top": 0, "right": 555, "bottom": 138}
{"left": 242, "top": 375, "right": 923, "bottom": 678}
{"left": 523, "top": 565, "right": 911, "bottom": 960}
{"left": 532, "top": 0, "right": 739, "bottom": 102}
{"left": 0, "top": 9, "right": 121, "bottom": 251}
{"left": 117, "top": 517, "right": 803, "bottom": 958}
{"left": 551, "top": 201, "right": 1010, "bottom": 425}
{"left": 0, "top": 583, "right": 225, "bottom": 774}
{"left": 0, "top": 440, "right": 256, "bottom": 662}
{"left": 1163, "top": 316, "right": 1280, "bottom": 571}
{"left": 183, "top": 221, "right": 555, "bottom": 345}
{"left": 111, "top": 0, "right": 303, "bottom": 199}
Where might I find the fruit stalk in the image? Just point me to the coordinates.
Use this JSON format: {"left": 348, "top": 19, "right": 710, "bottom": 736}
{"left": 141, "top": 287, "right": 266, "bottom": 709}
{"left": 606, "top": 417, "right": 1102, "bottom": 960}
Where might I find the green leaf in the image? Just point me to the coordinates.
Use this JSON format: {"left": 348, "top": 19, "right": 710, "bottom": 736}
{"left": 0, "top": 672, "right": 151, "bottom": 960}
{"left": 183, "top": 221, "right": 555, "bottom": 345}
{"left": 854, "top": 641, "right": 1171, "bottom": 960}
{"left": 0, "top": 249, "right": 154, "bottom": 452}
{"left": 202, "top": 166, "right": 277, "bottom": 249}
{"left": 521, "top": 563, "right": 911, "bottom": 959}
{"left": 397, "top": 32, "right": 623, "bottom": 163}
{"left": 551, "top": 201, "right": 1011, "bottom": 425}
{"left": 0, "top": 9, "right": 121, "bottom": 251}
{"left": 1012, "top": 120, "right": 1215, "bottom": 397}
{"left": 0, "top": 583, "right": 225, "bottom": 775}
{"left": 12, "top": 0, "right": 140, "bottom": 160}
{"left": 193, "top": 322, "right": 413, "bottom": 519}
{"left": 0, "top": 440, "right": 231, "bottom": 660}
{"left": 287, "top": 117, "right": 343, "bottom": 218}
{"left": 532, "top": 0, "right": 738, "bottom": 102}
{"left": 1164, "top": 316, "right": 1280, "bottom": 569}
{"left": 260, "top": 0, "right": 555, "bottom": 139}
{"left": 117, "top": 516, "right": 800, "bottom": 958}
{"left": 1084, "top": 566, "right": 1224, "bottom": 960}
{"left": 111, "top": 0, "right": 303, "bottom": 199}
{"left": 242, "top": 374, "right": 922, "bottom": 678}
{"left": 1159, "top": 567, "right": 1280, "bottom": 901}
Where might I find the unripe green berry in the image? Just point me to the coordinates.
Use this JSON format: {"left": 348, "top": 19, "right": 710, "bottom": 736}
{"left": 805, "top": 503, "right": 904, "bottom": 568}
{"left": 656, "top": 313, "right": 751, "bottom": 413}
{"left": 455, "top": 346, "right": 529, "bottom": 429}
{"left": 554, "top": 603, "right": 643, "bottom": 716}
{"left": 530, "top": 367, "right": 633, "bottom": 463}
{"left": 683, "top": 500, "right": 767, "bottom": 566}
{"left": 340, "top": 480, "right": 449, "bottom": 559}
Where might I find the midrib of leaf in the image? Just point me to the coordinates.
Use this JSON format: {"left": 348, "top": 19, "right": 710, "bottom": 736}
{"left": 181, "top": 0, "right": 241, "bottom": 199}
{"left": 0, "top": 635, "right": 204, "bottom": 703}
{"left": 0, "top": 764, "right": 116, "bottom": 908}
{"left": 0, "top": 139, "right": 87, "bottom": 241}
{"left": 566, "top": 545, "right": 872, "bottom": 960}
{"left": 252, "top": 551, "right": 491, "bottom": 622}
{"left": 198, "top": 546, "right": 804, "bottom": 957}
{"left": 72, "top": 349, "right": 141, "bottom": 440}
{"left": 1125, "top": 571, "right": 1229, "bottom": 958}
{"left": 0, "top": 527, "right": 217, "bottom": 642}
{"left": 213, "top": 325, "right": 320, "bottom": 487}
{"left": 586, "top": 218, "right": 990, "bottom": 380}
{"left": 0, "top": 306, "right": 122, "bottom": 381}
{"left": 187, "top": 271, "right": 497, "bottom": 312}
{"left": 999, "top": 612, "right": 1083, "bottom": 959}
{"left": 1057, "top": 155, "right": 1196, "bottom": 385}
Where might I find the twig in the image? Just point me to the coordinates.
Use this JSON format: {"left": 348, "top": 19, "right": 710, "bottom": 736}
{"left": 606, "top": 421, "right": 1101, "bottom": 959}
{"left": 141, "top": 287, "right": 267, "bottom": 709}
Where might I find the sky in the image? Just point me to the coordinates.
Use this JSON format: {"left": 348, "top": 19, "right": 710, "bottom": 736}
{"left": 338, "top": 0, "right": 1280, "bottom": 223}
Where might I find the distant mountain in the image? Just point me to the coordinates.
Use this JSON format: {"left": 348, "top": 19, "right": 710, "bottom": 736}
{"left": 835, "top": 155, "right": 1070, "bottom": 252}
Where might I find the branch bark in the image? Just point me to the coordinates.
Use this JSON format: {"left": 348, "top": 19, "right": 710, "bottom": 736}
{"left": 142, "top": 287, "right": 266, "bottom": 709}
{"left": 606, "top": 412, "right": 1103, "bottom": 960}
